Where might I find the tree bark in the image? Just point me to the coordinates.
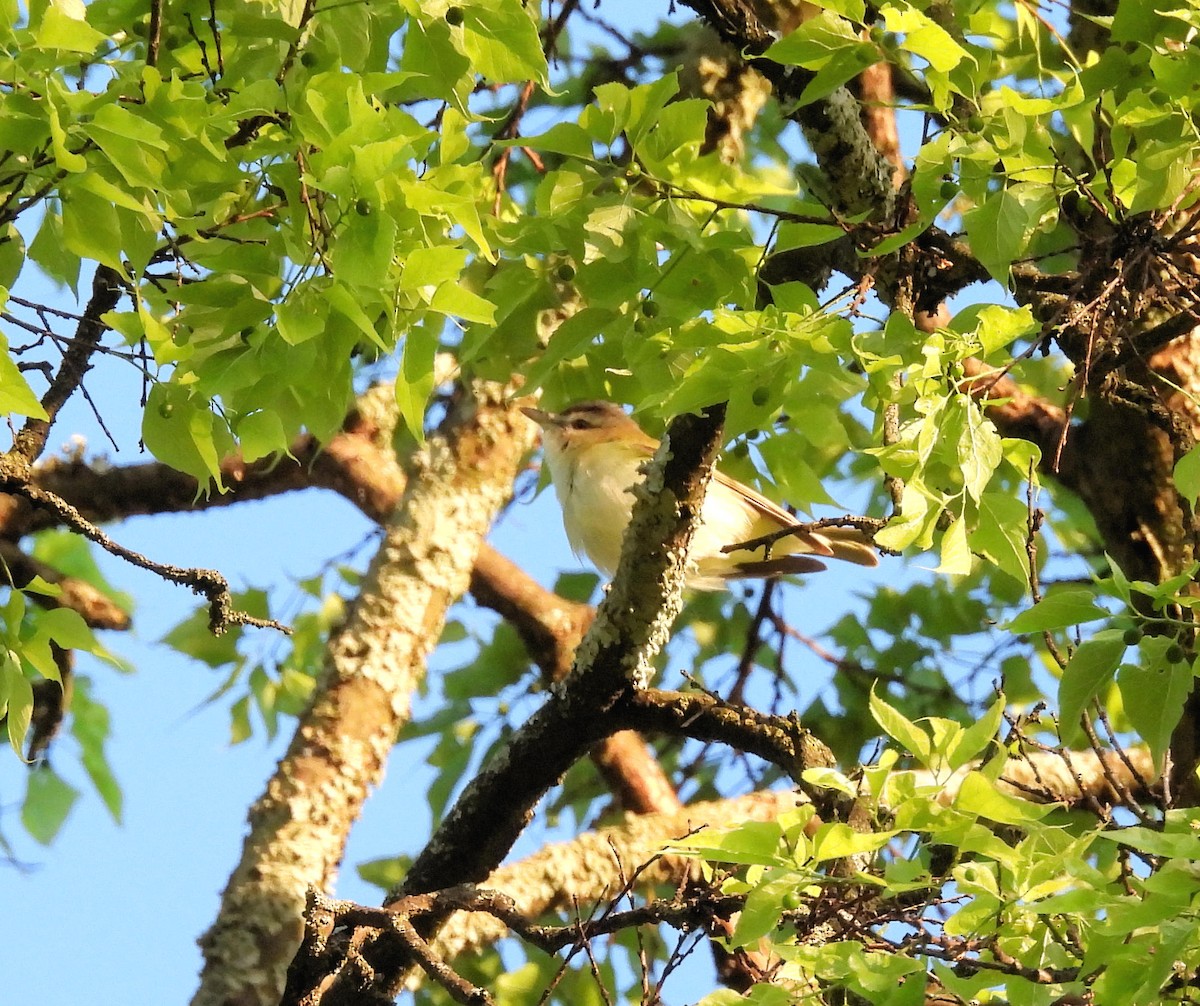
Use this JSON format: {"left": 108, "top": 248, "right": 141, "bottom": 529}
{"left": 191, "top": 384, "right": 535, "bottom": 1006}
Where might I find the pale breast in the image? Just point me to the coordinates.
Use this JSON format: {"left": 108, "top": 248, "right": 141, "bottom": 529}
{"left": 549, "top": 443, "right": 644, "bottom": 577}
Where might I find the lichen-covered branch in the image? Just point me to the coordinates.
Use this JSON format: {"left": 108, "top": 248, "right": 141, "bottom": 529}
{"left": 676, "top": 0, "right": 896, "bottom": 218}
{"left": 191, "top": 385, "right": 535, "bottom": 1006}
{"left": 281, "top": 404, "right": 728, "bottom": 1005}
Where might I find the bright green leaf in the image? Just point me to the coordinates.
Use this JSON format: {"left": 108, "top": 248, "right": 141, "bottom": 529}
{"left": 1059, "top": 630, "right": 1127, "bottom": 745}
{"left": 22, "top": 765, "right": 79, "bottom": 844}
{"left": 1006, "top": 590, "right": 1110, "bottom": 634}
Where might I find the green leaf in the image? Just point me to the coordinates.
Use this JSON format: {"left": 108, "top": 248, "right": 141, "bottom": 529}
{"left": 61, "top": 186, "right": 127, "bottom": 275}
{"left": 948, "top": 694, "right": 1004, "bottom": 770}
{"left": 934, "top": 517, "right": 972, "bottom": 575}
{"left": 733, "top": 874, "right": 802, "bottom": 946}
{"left": 357, "top": 855, "right": 411, "bottom": 892}
{"left": 0, "top": 334, "right": 49, "bottom": 419}
{"left": 35, "top": 0, "right": 108, "bottom": 53}
{"left": 811, "top": 823, "right": 896, "bottom": 862}
{"left": 765, "top": 10, "right": 871, "bottom": 69}
{"left": 1095, "top": 825, "right": 1200, "bottom": 859}
{"left": 1174, "top": 445, "right": 1200, "bottom": 504}
{"left": 971, "top": 489, "right": 1032, "bottom": 585}
{"left": 396, "top": 321, "right": 439, "bottom": 441}
{"left": 32, "top": 531, "right": 134, "bottom": 617}
{"left": 882, "top": 3, "right": 970, "bottom": 72}
{"left": 399, "top": 245, "right": 469, "bottom": 290}
{"left": 669, "top": 819, "right": 784, "bottom": 865}
{"left": 963, "top": 186, "right": 1053, "bottom": 284}
{"left": 1058, "top": 630, "right": 1127, "bottom": 745}
{"left": 430, "top": 280, "right": 496, "bottom": 324}
{"left": 773, "top": 221, "right": 846, "bottom": 249}
{"left": 28, "top": 211, "right": 81, "bottom": 291}
{"left": 141, "top": 383, "right": 232, "bottom": 486}
{"left": 22, "top": 765, "right": 79, "bottom": 844}
{"left": 44, "top": 80, "right": 87, "bottom": 173}
{"left": 237, "top": 409, "right": 289, "bottom": 463}
{"left": 953, "top": 771, "right": 1053, "bottom": 824}
{"left": 459, "top": 0, "right": 549, "bottom": 86}
{"left": 1118, "top": 642, "right": 1191, "bottom": 766}
{"left": 163, "top": 604, "right": 245, "bottom": 668}
{"left": 332, "top": 210, "right": 397, "bottom": 290}
{"left": 622, "top": 72, "right": 681, "bottom": 149}
{"left": 2, "top": 653, "right": 34, "bottom": 757}
{"left": 870, "top": 688, "right": 931, "bottom": 762}
{"left": 954, "top": 401, "right": 1003, "bottom": 502}
{"left": 1006, "top": 589, "right": 1110, "bottom": 634}
{"left": 955, "top": 304, "right": 1039, "bottom": 355}
{"left": 71, "top": 678, "right": 122, "bottom": 822}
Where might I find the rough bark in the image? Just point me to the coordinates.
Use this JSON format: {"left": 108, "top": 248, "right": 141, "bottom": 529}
{"left": 191, "top": 385, "right": 535, "bottom": 1006}
{"left": 677, "top": 0, "right": 896, "bottom": 219}
{"left": 2, "top": 388, "right": 683, "bottom": 821}
{"left": 280, "top": 404, "right": 728, "bottom": 1004}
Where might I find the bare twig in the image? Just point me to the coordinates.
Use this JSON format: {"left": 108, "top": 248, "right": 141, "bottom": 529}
{"left": 7, "top": 481, "right": 287, "bottom": 636}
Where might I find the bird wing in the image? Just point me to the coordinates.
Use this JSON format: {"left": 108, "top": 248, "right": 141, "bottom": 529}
{"left": 710, "top": 468, "right": 836, "bottom": 557}
{"left": 710, "top": 468, "right": 878, "bottom": 566}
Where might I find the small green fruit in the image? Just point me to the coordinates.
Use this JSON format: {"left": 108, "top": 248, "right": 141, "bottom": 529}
{"left": 1166, "top": 643, "right": 1186, "bottom": 664}
{"left": 1122, "top": 627, "right": 1143, "bottom": 646}
{"left": 555, "top": 262, "right": 575, "bottom": 282}
{"left": 445, "top": 5, "right": 464, "bottom": 25}
{"left": 939, "top": 180, "right": 959, "bottom": 200}
{"left": 355, "top": 198, "right": 372, "bottom": 216}
{"left": 300, "top": 51, "right": 319, "bottom": 68}
{"left": 640, "top": 299, "right": 660, "bottom": 318}
{"left": 158, "top": 401, "right": 174, "bottom": 418}
{"left": 751, "top": 386, "right": 770, "bottom": 407}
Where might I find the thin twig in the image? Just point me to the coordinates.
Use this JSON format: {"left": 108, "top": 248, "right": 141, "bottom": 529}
{"left": 10, "top": 481, "right": 289, "bottom": 636}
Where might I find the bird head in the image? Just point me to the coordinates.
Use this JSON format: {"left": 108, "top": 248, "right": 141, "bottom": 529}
{"left": 520, "top": 401, "right": 653, "bottom": 457}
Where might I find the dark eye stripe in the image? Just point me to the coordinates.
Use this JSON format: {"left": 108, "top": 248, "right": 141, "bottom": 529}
{"left": 556, "top": 401, "right": 630, "bottom": 432}
{"left": 562, "top": 403, "right": 611, "bottom": 418}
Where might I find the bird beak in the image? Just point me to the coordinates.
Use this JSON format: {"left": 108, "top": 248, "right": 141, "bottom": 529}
{"left": 520, "top": 406, "right": 554, "bottom": 427}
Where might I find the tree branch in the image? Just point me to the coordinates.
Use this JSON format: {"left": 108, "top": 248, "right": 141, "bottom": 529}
{"left": 282, "top": 404, "right": 729, "bottom": 1004}
{"left": 193, "top": 384, "right": 536, "bottom": 1006}
{"left": 9, "top": 265, "right": 122, "bottom": 468}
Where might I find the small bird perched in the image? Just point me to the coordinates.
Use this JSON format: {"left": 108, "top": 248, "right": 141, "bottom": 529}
{"left": 521, "top": 401, "right": 877, "bottom": 590}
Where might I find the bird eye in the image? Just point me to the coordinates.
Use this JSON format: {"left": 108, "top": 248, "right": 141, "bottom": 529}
{"left": 568, "top": 418, "right": 592, "bottom": 430}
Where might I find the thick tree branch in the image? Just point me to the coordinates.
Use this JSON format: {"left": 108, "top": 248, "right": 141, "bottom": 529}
{"left": 4, "top": 390, "right": 682, "bottom": 815}
{"left": 615, "top": 687, "right": 836, "bottom": 787}
{"left": 677, "top": 0, "right": 895, "bottom": 219}
{"left": 281, "top": 404, "right": 729, "bottom": 1004}
{"left": 397, "top": 404, "right": 727, "bottom": 898}
{"left": 193, "top": 385, "right": 535, "bottom": 1006}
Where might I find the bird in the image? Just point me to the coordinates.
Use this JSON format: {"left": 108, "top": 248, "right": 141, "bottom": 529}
{"left": 521, "top": 400, "right": 878, "bottom": 590}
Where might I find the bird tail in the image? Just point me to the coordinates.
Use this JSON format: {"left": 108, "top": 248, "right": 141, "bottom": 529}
{"left": 730, "top": 555, "right": 828, "bottom": 579}
{"left": 806, "top": 526, "right": 879, "bottom": 567}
